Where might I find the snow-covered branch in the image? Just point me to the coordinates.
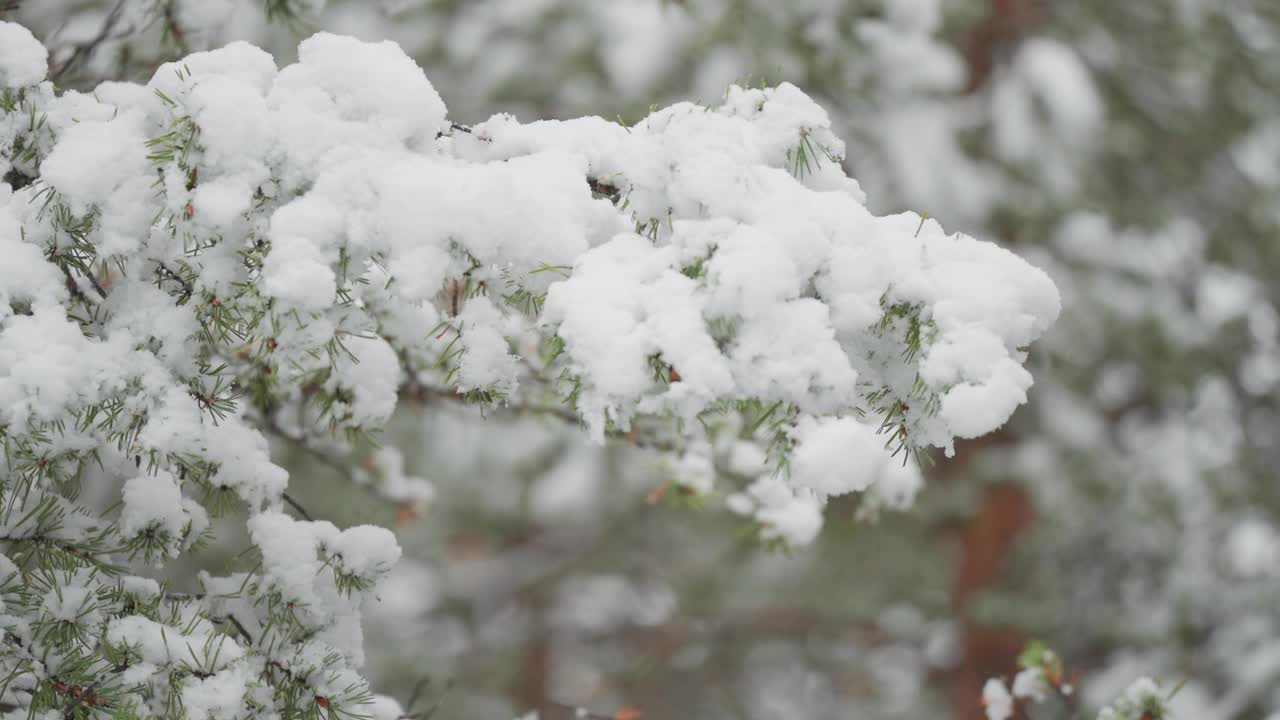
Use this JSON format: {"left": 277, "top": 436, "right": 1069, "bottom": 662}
{"left": 0, "top": 18, "right": 1058, "bottom": 719}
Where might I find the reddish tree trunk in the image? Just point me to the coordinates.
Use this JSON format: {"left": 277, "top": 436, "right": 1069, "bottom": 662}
{"left": 964, "top": 0, "right": 1046, "bottom": 91}
{"left": 949, "top": 483, "right": 1035, "bottom": 720}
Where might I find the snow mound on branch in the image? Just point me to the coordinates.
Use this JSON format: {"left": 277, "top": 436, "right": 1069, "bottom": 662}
{"left": 0, "top": 21, "right": 47, "bottom": 89}
{"left": 471, "top": 85, "right": 1064, "bottom": 455}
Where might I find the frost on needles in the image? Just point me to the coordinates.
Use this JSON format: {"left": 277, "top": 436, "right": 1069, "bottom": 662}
{"left": 0, "top": 20, "right": 1059, "bottom": 720}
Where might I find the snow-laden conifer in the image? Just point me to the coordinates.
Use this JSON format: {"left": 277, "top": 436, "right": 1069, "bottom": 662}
{"left": 0, "top": 21, "right": 1057, "bottom": 718}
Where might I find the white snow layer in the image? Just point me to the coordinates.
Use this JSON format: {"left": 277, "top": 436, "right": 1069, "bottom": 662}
{"left": 0, "top": 22, "right": 1061, "bottom": 716}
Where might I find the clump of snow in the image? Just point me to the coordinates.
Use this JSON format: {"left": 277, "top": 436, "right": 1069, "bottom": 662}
{"left": 329, "top": 334, "right": 402, "bottom": 427}
{"left": 105, "top": 614, "right": 244, "bottom": 671}
{"left": 279, "top": 32, "right": 447, "bottom": 147}
{"left": 249, "top": 511, "right": 401, "bottom": 606}
{"left": 455, "top": 298, "right": 520, "bottom": 395}
{"left": 261, "top": 233, "right": 338, "bottom": 310}
{"left": 982, "top": 678, "right": 1014, "bottom": 720}
{"left": 120, "top": 470, "right": 210, "bottom": 560}
{"left": 40, "top": 112, "right": 151, "bottom": 214}
{"left": 0, "top": 22, "right": 47, "bottom": 88}
{"left": 727, "top": 476, "right": 824, "bottom": 546}
{"left": 1096, "top": 677, "right": 1166, "bottom": 720}
{"left": 367, "top": 695, "right": 406, "bottom": 720}
{"left": 1011, "top": 668, "right": 1051, "bottom": 703}
{"left": 789, "top": 417, "right": 890, "bottom": 496}
{"left": 666, "top": 449, "right": 716, "bottom": 495}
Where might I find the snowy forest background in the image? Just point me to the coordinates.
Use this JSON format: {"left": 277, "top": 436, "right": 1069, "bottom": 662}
{"left": 3, "top": 1, "right": 1280, "bottom": 719}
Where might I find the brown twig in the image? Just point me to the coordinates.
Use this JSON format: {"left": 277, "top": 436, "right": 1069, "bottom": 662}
{"left": 282, "top": 492, "right": 314, "bottom": 522}
{"left": 50, "top": 0, "right": 130, "bottom": 83}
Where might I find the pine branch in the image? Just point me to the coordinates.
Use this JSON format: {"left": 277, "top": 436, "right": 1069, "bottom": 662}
{"left": 0, "top": 533, "right": 108, "bottom": 567}
{"left": 58, "top": 679, "right": 100, "bottom": 719}
{"left": 49, "top": 0, "right": 130, "bottom": 82}
{"left": 57, "top": 262, "right": 107, "bottom": 305}
{"left": 221, "top": 614, "right": 255, "bottom": 646}
{"left": 59, "top": 264, "right": 94, "bottom": 307}
{"left": 282, "top": 493, "right": 314, "bottom": 522}
{"left": 159, "top": 0, "right": 189, "bottom": 54}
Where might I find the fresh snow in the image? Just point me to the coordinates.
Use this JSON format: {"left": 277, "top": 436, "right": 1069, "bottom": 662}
{"left": 0, "top": 17, "right": 1060, "bottom": 719}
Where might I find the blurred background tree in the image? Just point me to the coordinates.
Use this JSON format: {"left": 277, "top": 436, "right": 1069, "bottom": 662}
{"left": 8, "top": 0, "right": 1278, "bottom": 717}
